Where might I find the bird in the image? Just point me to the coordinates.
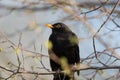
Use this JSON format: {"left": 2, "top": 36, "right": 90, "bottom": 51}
{"left": 46, "top": 23, "right": 80, "bottom": 80}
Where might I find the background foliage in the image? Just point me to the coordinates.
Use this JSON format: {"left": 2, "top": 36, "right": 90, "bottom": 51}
{"left": 0, "top": 0, "right": 120, "bottom": 80}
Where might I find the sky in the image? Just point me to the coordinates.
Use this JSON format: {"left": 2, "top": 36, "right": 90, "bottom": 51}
{"left": 0, "top": 0, "right": 120, "bottom": 80}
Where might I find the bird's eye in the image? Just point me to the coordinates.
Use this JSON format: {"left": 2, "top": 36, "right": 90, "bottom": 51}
{"left": 56, "top": 24, "right": 61, "bottom": 28}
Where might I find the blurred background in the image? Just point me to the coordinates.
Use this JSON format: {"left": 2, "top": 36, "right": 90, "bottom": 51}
{"left": 0, "top": 0, "right": 120, "bottom": 80}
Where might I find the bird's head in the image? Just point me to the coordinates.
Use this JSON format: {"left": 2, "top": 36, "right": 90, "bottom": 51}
{"left": 46, "top": 23, "right": 71, "bottom": 33}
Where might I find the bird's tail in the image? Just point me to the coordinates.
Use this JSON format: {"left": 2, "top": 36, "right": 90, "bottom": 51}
{"left": 77, "top": 71, "right": 79, "bottom": 75}
{"left": 53, "top": 73, "right": 73, "bottom": 80}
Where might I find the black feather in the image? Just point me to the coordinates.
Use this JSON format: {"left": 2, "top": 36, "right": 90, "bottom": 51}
{"left": 48, "top": 23, "right": 80, "bottom": 80}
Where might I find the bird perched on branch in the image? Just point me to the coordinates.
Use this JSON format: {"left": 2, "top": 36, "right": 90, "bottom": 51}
{"left": 46, "top": 23, "right": 80, "bottom": 80}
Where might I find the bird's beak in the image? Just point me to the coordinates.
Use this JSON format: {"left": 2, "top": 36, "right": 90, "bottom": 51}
{"left": 45, "top": 24, "right": 54, "bottom": 28}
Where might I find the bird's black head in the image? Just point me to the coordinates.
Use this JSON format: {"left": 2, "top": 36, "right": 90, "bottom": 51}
{"left": 46, "top": 23, "right": 71, "bottom": 33}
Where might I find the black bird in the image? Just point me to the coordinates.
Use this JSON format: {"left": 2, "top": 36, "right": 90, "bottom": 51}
{"left": 46, "top": 23, "right": 80, "bottom": 80}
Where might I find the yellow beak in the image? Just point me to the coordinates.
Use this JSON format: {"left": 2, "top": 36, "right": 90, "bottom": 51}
{"left": 46, "top": 24, "right": 54, "bottom": 28}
